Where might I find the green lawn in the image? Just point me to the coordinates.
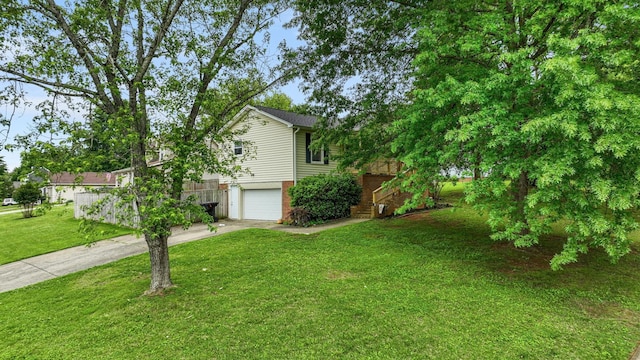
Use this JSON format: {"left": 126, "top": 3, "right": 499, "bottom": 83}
{"left": 0, "top": 204, "right": 20, "bottom": 213}
{"left": 0, "top": 205, "right": 132, "bottom": 265}
{"left": 1, "top": 194, "right": 638, "bottom": 359}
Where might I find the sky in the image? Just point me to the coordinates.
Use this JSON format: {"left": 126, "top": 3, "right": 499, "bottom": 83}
{"left": 0, "top": 9, "right": 307, "bottom": 172}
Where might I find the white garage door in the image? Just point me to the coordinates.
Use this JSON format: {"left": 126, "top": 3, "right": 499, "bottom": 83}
{"left": 243, "top": 189, "right": 282, "bottom": 220}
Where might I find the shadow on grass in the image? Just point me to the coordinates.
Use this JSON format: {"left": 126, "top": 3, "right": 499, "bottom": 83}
{"left": 355, "top": 206, "right": 640, "bottom": 309}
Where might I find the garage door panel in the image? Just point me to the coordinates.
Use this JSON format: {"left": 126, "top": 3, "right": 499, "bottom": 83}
{"left": 243, "top": 189, "right": 282, "bottom": 220}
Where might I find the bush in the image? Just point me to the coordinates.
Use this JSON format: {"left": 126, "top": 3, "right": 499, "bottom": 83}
{"left": 288, "top": 207, "right": 311, "bottom": 227}
{"left": 288, "top": 174, "right": 362, "bottom": 223}
{"left": 13, "top": 182, "right": 44, "bottom": 218}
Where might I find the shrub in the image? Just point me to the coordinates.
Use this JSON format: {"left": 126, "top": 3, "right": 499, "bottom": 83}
{"left": 288, "top": 207, "right": 311, "bottom": 227}
{"left": 288, "top": 174, "right": 362, "bottom": 222}
{"left": 13, "top": 182, "right": 44, "bottom": 218}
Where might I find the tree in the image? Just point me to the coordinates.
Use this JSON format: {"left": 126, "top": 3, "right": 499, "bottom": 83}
{"left": 0, "top": 156, "right": 13, "bottom": 198}
{"left": 0, "top": 0, "right": 294, "bottom": 294}
{"left": 252, "top": 91, "right": 295, "bottom": 110}
{"left": 392, "top": 1, "right": 640, "bottom": 268}
{"left": 290, "top": 0, "right": 425, "bottom": 170}
{"left": 296, "top": 1, "right": 640, "bottom": 268}
{"left": 13, "top": 182, "right": 42, "bottom": 218}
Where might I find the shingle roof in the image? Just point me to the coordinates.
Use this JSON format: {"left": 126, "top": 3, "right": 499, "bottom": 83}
{"left": 254, "top": 106, "right": 318, "bottom": 128}
{"left": 49, "top": 172, "right": 116, "bottom": 186}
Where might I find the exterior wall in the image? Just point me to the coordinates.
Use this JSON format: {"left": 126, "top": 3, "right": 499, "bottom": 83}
{"left": 202, "top": 172, "right": 219, "bottom": 181}
{"left": 351, "top": 174, "right": 397, "bottom": 218}
{"left": 281, "top": 180, "right": 295, "bottom": 220}
{"left": 220, "top": 113, "right": 294, "bottom": 184}
{"left": 360, "top": 174, "right": 396, "bottom": 206}
{"left": 113, "top": 169, "right": 134, "bottom": 187}
{"left": 48, "top": 185, "right": 111, "bottom": 203}
{"left": 295, "top": 131, "right": 339, "bottom": 180}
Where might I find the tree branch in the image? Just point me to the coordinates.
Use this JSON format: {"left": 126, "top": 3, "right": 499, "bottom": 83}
{"left": 104, "top": 0, "right": 128, "bottom": 108}
{"left": 0, "top": 68, "right": 98, "bottom": 98}
{"left": 197, "top": 71, "right": 293, "bottom": 142}
{"left": 135, "top": 0, "right": 185, "bottom": 84}
{"left": 185, "top": 0, "right": 252, "bottom": 132}
{"left": 42, "top": 0, "right": 115, "bottom": 112}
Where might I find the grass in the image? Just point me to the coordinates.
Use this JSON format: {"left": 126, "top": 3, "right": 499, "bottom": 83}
{"left": 0, "top": 205, "right": 20, "bottom": 213}
{"left": 1, "top": 188, "right": 639, "bottom": 359}
{"left": 0, "top": 205, "right": 132, "bottom": 265}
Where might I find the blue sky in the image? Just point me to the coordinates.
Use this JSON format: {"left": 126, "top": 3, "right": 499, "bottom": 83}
{"left": 0, "top": 10, "right": 307, "bottom": 172}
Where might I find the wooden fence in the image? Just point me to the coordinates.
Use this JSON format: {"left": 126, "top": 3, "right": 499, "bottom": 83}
{"left": 75, "top": 188, "right": 228, "bottom": 227}
{"left": 74, "top": 192, "right": 140, "bottom": 227}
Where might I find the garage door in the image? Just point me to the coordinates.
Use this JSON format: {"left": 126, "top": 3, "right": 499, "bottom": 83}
{"left": 243, "top": 189, "right": 282, "bottom": 220}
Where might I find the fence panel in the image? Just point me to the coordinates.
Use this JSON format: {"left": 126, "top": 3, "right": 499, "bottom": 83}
{"left": 181, "top": 189, "right": 228, "bottom": 219}
{"left": 75, "top": 189, "right": 228, "bottom": 226}
{"left": 74, "top": 192, "right": 139, "bottom": 227}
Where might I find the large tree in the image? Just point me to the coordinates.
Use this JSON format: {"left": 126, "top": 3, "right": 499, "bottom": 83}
{"left": 0, "top": 0, "right": 294, "bottom": 293}
{"left": 394, "top": 1, "right": 640, "bottom": 268}
{"left": 295, "top": 0, "right": 640, "bottom": 268}
{"left": 290, "top": 0, "right": 425, "bottom": 170}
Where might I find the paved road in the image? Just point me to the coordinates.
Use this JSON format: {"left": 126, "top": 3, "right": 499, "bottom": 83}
{"left": 0, "top": 218, "right": 367, "bottom": 293}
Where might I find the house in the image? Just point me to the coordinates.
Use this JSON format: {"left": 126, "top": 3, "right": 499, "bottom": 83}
{"left": 220, "top": 105, "right": 340, "bottom": 221}
{"left": 105, "top": 105, "right": 407, "bottom": 222}
{"left": 46, "top": 172, "right": 116, "bottom": 203}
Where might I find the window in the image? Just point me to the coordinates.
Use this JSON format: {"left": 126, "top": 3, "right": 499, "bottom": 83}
{"left": 311, "top": 147, "right": 325, "bottom": 163}
{"left": 234, "top": 140, "right": 243, "bottom": 156}
{"left": 306, "top": 133, "right": 329, "bottom": 164}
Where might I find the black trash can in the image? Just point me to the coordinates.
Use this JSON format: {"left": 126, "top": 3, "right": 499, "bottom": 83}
{"left": 200, "top": 202, "right": 219, "bottom": 222}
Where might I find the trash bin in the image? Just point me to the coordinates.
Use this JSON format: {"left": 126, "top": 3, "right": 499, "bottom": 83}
{"left": 200, "top": 202, "right": 219, "bottom": 222}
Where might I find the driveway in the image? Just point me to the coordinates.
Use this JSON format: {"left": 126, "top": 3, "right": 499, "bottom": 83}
{"left": 0, "top": 218, "right": 367, "bottom": 293}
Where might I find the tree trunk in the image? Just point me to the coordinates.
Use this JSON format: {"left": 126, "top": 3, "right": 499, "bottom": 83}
{"left": 473, "top": 152, "right": 482, "bottom": 180}
{"left": 145, "top": 233, "right": 173, "bottom": 294}
{"left": 514, "top": 171, "right": 530, "bottom": 236}
{"left": 473, "top": 167, "right": 482, "bottom": 180}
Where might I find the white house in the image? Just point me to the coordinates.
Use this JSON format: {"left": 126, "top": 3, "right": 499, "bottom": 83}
{"left": 46, "top": 172, "right": 116, "bottom": 203}
{"left": 220, "top": 105, "right": 340, "bottom": 221}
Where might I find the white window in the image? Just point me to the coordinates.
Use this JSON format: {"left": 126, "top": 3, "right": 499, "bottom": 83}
{"left": 311, "top": 148, "right": 325, "bottom": 164}
{"left": 234, "top": 140, "right": 243, "bottom": 156}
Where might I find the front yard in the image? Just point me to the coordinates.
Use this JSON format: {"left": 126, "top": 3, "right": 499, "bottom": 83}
{"left": 0, "top": 206, "right": 132, "bottom": 265}
{"left": 1, "top": 194, "right": 638, "bottom": 359}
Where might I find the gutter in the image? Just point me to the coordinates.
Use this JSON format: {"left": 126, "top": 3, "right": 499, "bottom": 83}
{"left": 293, "top": 127, "right": 300, "bottom": 185}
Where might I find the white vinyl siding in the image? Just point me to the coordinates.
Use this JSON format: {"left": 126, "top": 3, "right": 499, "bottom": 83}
{"left": 220, "top": 114, "right": 294, "bottom": 184}
{"left": 295, "top": 131, "right": 339, "bottom": 180}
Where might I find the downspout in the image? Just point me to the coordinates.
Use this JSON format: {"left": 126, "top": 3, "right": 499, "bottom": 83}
{"left": 293, "top": 127, "right": 300, "bottom": 185}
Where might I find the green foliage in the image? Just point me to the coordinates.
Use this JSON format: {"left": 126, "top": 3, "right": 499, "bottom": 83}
{"left": 0, "top": 157, "right": 13, "bottom": 198}
{"left": 0, "top": 0, "right": 295, "bottom": 292}
{"left": 396, "top": 1, "right": 640, "bottom": 268}
{"left": 252, "top": 91, "right": 295, "bottom": 111}
{"left": 0, "top": 175, "right": 12, "bottom": 200}
{"left": 295, "top": 0, "right": 640, "bottom": 269}
{"left": 288, "top": 206, "right": 311, "bottom": 227}
{"left": 12, "top": 181, "right": 42, "bottom": 218}
{"left": 289, "top": 174, "right": 362, "bottom": 222}
{"left": 290, "top": 1, "right": 423, "bottom": 171}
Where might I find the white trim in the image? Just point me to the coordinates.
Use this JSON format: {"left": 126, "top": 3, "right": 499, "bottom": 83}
{"left": 293, "top": 127, "right": 300, "bottom": 184}
{"left": 234, "top": 139, "right": 244, "bottom": 156}
{"left": 310, "top": 148, "right": 325, "bottom": 164}
{"left": 224, "top": 105, "right": 301, "bottom": 131}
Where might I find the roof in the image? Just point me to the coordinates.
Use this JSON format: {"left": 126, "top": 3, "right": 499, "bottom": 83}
{"left": 254, "top": 106, "right": 318, "bottom": 128}
{"left": 49, "top": 172, "right": 116, "bottom": 186}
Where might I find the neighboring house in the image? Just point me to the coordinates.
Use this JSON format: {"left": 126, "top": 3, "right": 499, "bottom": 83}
{"left": 46, "top": 172, "right": 116, "bottom": 203}
{"left": 220, "top": 105, "right": 340, "bottom": 221}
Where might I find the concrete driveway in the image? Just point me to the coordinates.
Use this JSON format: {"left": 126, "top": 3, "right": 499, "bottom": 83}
{"left": 0, "top": 218, "right": 367, "bottom": 293}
